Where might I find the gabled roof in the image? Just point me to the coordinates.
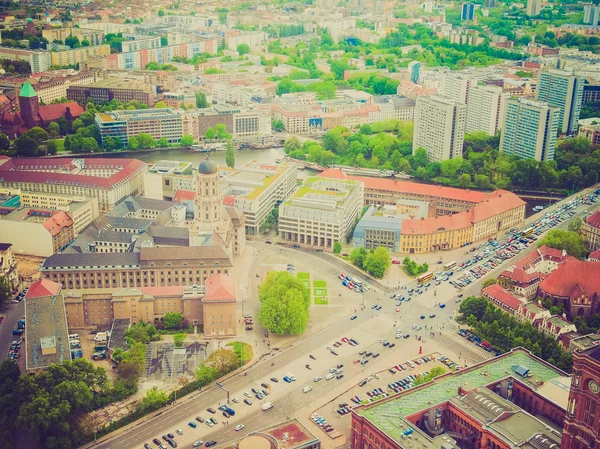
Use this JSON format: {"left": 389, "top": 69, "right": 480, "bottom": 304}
{"left": 203, "top": 274, "right": 236, "bottom": 302}
{"left": 25, "top": 278, "right": 61, "bottom": 299}
{"left": 540, "top": 259, "right": 600, "bottom": 299}
{"left": 482, "top": 284, "right": 525, "bottom": 311}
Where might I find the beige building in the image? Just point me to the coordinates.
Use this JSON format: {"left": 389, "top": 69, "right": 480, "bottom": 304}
{"left": 19, "top": 192, "right": 99, "bottom": 235}
{"left": 50, "top": 45, "right": 111, "bottom": 67}
{"left": 582, "top": 210, "right": 600, "bottom": 250}
{"left": 0, "top": 243, "right": 19, "bottom": 292}
{"left": 0, "top": 209, "right": 75, "bottom": 256}
{"left": 42, "top": 27, "right": 105, "bottom": 47}
{"left": 466, "top": 84, "right": 506, "bottom": 135}
{"left": 279, "top": 177, "right": 364, "bottom": 250}
{"left": 34, "top": 78, "right": 67, "bottom": 104}
{"left": 0, "top": 157, "right": 147, "bottom": 213}
{"left": 41, "top": 246, "right": 233, "bottom": 291}
{"left": 202, "top": 274, "right": 237, "bottom": 337}
{"left": 413, "top": 95, "right": 466, "bottom": 162}
{"left": 578, "top": 122, "right": 600, "bottom": 145}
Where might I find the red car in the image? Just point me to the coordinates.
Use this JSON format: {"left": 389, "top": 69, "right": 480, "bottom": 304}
{"left": 340, "top": 273, "right": 346, "bottom": 279}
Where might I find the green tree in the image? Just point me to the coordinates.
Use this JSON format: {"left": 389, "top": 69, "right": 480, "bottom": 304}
{"left": 46, "top": 140, "right": 58, "bottom": 155}
{"left": 205, "top": 348, "right": 240, "bottom": 374}
{"left": 47, "top": 122, "right": 60, "bottom": 137}
{"left": 363, "top": 247, "right": 391, "bottom": 278}
{"left": 237, "top": 43, "right": 250, "bottom": 55}
{"left": 195, "top": 364, "right": 218, "bottom": 384}
{"left": 258, "top": 271, "right": 310, "bottom": 335}
{"left": 163, "top": 312, "right": 183, "bottom": 330}
{"left": 15, "top": 135, "right": 39, "bottom": 157}
{"left": 181, "top": 134, "right": 194, "bottom": 146}
{"left": 225, "top": 140, "right": 235, "bottom": 168}
{"left": 173, "top": 333, "right": 186, "bottom": 348}
{"left": 205, "top": 128, "right": 215, "bottom": 140}
{"left": 272, "top": 119, "right": 284, "bottom": 132}
{"left": 350, "top": 247, "right": 368, "bottom": 269}
{"left": 128, "top": 136, "right": 140, "bottom": 150}
{"left": 154, "top": 101, "right": 168, "bottom": 109}
{"left": 25, "top": 126, "right": 49, "bottom": 145}
{"left": 284, "top": 136, "right": 302, "bottom": 154}
{"left": 136, "top": 133, "right": 156, "bottom": 149}
{"left": 158, "top": 137, "right": 169, "bottom": 147}
{"left": 568, "top": 217, "right": 583, "bottom": 234}
{"left": 195, "top": 92, "right": 208, "bottom": 108}
{"left": 459, "top": 296, "right": 490, "bottom": 321}
{"left": 139, "top": 386, "right": 169, "bottom": 413}
{"left": 333, "top": 241, "right": 342, "bottom": 255}
{"left": 214, "top": 123, "right": 230, "bottom": 140}
{"left": 482, "top": 278, "right": 498, "bottom": 289}
{"left": 0, "top": 133, "right": 10, "bottom": 151}
{"left": 538, "top": 229, "right": 586, "bottom": 259}
{"left": 0, "top": 276, "right": 11, "bottom": 307}
{"left": 413, "top": 366, "right": 447, "bottom": 385}
{"left": 158, "top": 8, "right": 165, "bottom": 16}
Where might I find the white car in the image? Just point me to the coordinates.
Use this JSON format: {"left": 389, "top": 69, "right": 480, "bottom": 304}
{"left": 206, "top": 420, "right": 214, "bottom": 427}
{"left": 231, "top": 397, "right": 240, "bottom": 403}
{"left": 176, "top": 429, "right": 183, "bottom": 435}
{"left": 366, "top": 376, "right": 374, "bottom": 382}
{"left": 379, "top": 338, "right": 387, "bottom": 343}
{"left": 193, "top": 441, "right": 203, "bottom": 448}
{"left": 302, "top": 385, "right": 313, "bottom": 393}
{"left": 235, "top": 424, "right": 245, "bottom": 431}
{"left": 314, "top": 376, "right": 322, "bottom": 382}
{"left": 244, "top": 392, "right": 252, "bottom": 398}
{"left": 325, "top": 373, "right": 334, "bottom": 380}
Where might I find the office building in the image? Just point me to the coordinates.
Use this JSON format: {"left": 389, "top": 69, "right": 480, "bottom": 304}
{"left": 461, "top": 3, "right": 475, "bottom": 20}
{"left": 0, "top": 47, "right": 51, "bottom": 73}
{"left": 466, "top": 84, "right": 506, "bottom": 135}
{"left": 537, "top": 70, "right": 584, "bottom": 135}
{"left": 279, "top": 177, "right": 364, "bottom": 250}
{"left": 561, "top": 340, "right": 600, "bottom": 449}
{"left": 499, "top": 98, "right": 560, "bottom": 161}
{"left": 526, "top": 0, "right": 541, "bottom": 16}
{"left": 0, "top": 156, "right": 146, "bottom": 212}
{"left": 408, "top": 61, "right": 421, "bottom": 84}
{"left": 584, "top": 4, "right": 600, "bottom": 25}
{"left": 50, "top": 44, "right": 111, "bottom": 67}
{"left": 67, "top": 85, "right": 153, "bottom": 106}
{"left": 413, "top": 96, "right": 466, "bottom": 162}
{"left": 484, "top": 0, "right": 497, "bottom": 7}
{"left": 351, "top": 347, "right": 568, "bottom": 449}
{"left": 95, "top": 108, "right": 183, "bottom": 146}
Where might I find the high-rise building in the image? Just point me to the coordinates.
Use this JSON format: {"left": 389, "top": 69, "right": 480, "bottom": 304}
{"left": 499, "top": 98, "right": 560, "bottom": 161}
{"left": 466, "top": 84, "right": 506, "bottom": 135}
{"left": 526, "top": 0, "right": 541, "bottom": 16}
{"left": 408, "top": 61, "right": 421, "bottom": 84}
{"left": 484, "top": 0, "right": 497, "bottom": 8}
{"left": 413, "top": 96, "right": 466, "bottom": 162}
{"left": 561, "top": 342, "right": 600, "bottom": 449}
{"left": 536, "top": 69, "right": 584, "bottom": 135}
{"left": 441, "top": 74, "right": 472, "bottom": 104}
{"left": 461, "top": 3, "right": 475, "bottom": 20}
{"left": 584, "top": 4, "right": 600, "bottom": 25}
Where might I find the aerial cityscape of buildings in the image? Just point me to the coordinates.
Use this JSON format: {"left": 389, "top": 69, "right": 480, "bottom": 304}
{"left": 2, "top": 0, "right": 600, "bottom": 449}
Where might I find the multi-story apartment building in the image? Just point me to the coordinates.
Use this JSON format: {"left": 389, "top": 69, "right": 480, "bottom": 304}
{"left": 162, "top": 92, "right": 196, "bottom": 109}
{"left": 372, "top": 96, "right": 415, "bottom": 121}
{"left": 527, "top": 0, "right": 541, "bottom": 15}
{"left": 34, "top": 78, "right": 68, "bottom": 104}
{"left": 51, "top": 45, "right": 111, "bottom": 67}
{"left": 0, "top": 156, "right": 146, "bottom": 212}
{"left": 408, "top": 61, "right": 421, "bottom": 83}
{"left": 227, "top": 31, "right": 268, "bottom": 50}
{"left": 233, "top": 111, "right": 272, "bottom": 137}
{"left": 41, "top": 246, "right": 232, "bottom": 291}
{"left": 95, "top": 108, "right": 183, "bottom": 146}
{"left": 120, "top": 36, "right": 162, "bottom": 53}
{"left": 578, "top": 122, "right": 600, "bottom": 145}
{"left": 42, "top": 27, "right": 105, "bottom": 46}
{"left": 499, "top": 98, "right": 560, "bottom": 161}
{"left": 466, "top": 84, "right": 506, "bottom": 135}
{"left": 536, "top": 69, "right": 584, "bottom": 134}
{"left": 67, "top": 85, "right": 153, "bottom": 106}
{"left": 0, "top": 243, "right": 19, "bottom": 292}
{"left": 0, "top": 47, "right": 51, "bottom": 73}
{"left": 440, "top": 74, "right": 471, "bottom": 104}
{"left": 279, "top": 177, "right": 364, "bottom": 250}
{"left": 461, "top": 2, "right": 475, "bottom": 20}
{"left": 413, "top": 95, "right": 466, "bottom": 162}
{"left": 223, "top": 161, "right": 297, "bottom": 234}
{"left": 584, "top": 4, "right": 600, "bottom": 25}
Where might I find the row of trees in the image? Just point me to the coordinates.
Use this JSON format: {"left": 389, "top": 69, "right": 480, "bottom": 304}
{"left": 537, "top": 229, "right": 587, "bottom": 260}
{"left": 349, "top": 246, "right": 392, "bottom": 278}
{"left": 458, "top": 296, "right": 573, "bottom": 372}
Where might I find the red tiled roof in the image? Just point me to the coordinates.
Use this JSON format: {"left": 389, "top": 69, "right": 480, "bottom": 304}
{"left": 402, "top": 213, "right": 472, "bottom": 235}
{"left": 470, "top": 190, "right": 526, "bottom": 223}
{"left": 43, "top": 211, "right": 73, "bottom": 236}
{"left": 590, "top": 249, "right": 600, "bottom": 260}
{"left": 499, "top": 266, "right": 539, "bottom": 284}
{"left": 482, "top": 284, "right": 525, "bottom": 310}
{"left": 203, "top": 274, "right": 236, "bottom": 301}
{"left": 173, "top": 189, "right": 196, "bottom": 203}
{"left": 585, "top": 210, "right": 600, "bottom": 229}
{"left": 319, "top": 169, "right": 488, "bottom": 203}
{"left": 37, "top": 102, "right": 84, "bottom": 122}
{"left": 26, "top": 278, "right": 61, "bottom": 299}
{"left": 539, "top": 259, "right": 600, "bottom": 299}
{"left": 0, "top": 157, "right": 147, "bottom": 190}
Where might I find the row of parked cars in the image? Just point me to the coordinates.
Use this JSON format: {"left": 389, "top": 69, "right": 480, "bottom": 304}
{"left": 339, "top": 273, "right": 369, "bottom": 294}
{"left": 311, "top": 413, "right": 336, "bottom": 434}
{"left": 458, "top": 329, "right": 503, "bottom": 356}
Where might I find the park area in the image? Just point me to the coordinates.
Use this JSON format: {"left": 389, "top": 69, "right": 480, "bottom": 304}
{"left": 297, "top": 273, "right": 329, "bottom": 305}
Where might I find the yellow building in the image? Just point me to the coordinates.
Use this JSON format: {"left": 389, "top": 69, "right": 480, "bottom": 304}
{"left": 50, "top": 44, "right": 111, "bottom": 67}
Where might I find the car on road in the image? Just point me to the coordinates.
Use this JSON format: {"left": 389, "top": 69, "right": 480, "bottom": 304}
{"left": 283, "top": 376, "right": 292, "bottom": 383}
{"left": 326, "top": 373, "right": 335, "bottom": 380}
{"left": 188, "top": 422, "right": 197, "bottom": 428}
{"left": 261, "top": 382, "right": 270, "bottom": 389}
{"left": 309, "top": 354, "right": 316, "bottom": 360}
{"left": 207, "top": 407, "right": 216, "bottom": 414}
{"left": 193, "top": 441, "right": 203, "bottom": 448}
{"left": 244, "top": 399, "right": 252, "bottom": 406}
{"left": 235, "top": 424, "right": 245, "bottom": 431}
{"left": 145, "top": 444, "right": 152, "bottom": 449}
{"left": 195, "top": 416, "right": 204, "bottom": 423}
{"left": 231, "top": 397, "right": 240, "bottom": 403}
{"left": 270, "top": 377, "right": 278, "bottom": 382}
{"left": 350, "top": 315, "right": 357, "bottom": 320}
{"left": 314, "top": 376, "right": 322, "bottom": 382}
{"left": 303, "top": 385, "right": 313, "bottom": 393}
{"left": 244, "top": 391, "right": 252, "bottom": 398}
{"left": 429, "top": 314, "right": 436, "bottom": 318}
{"left": 336, "top": 374, "right": 344, "bottom": 379}
{"left": 420, "top": 315, "right": 425, "bottom": 319}
{"left": 205, "top": 441, "right": 217, "bottom": 448}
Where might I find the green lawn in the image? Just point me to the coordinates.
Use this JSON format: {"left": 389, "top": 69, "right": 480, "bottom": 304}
{"left": 314, "top": 296, "right": 329, "bottom": 305}
{"left": 297, "top": 272, "right": 310, "bottom": 289}
{"left": 314, "top": 288, "right": 327, "bottom": 296}
{"left": 226, "top": 341, "right": 254, "bottom": 365}
{"left": 54, "top": 139, "right": 65, "bottom": 152}
{"left": 313, "top": 280, "right": 327, "bottom": 288}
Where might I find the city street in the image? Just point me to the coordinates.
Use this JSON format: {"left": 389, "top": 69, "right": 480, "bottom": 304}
{"left": 83, "top": 185, "right": 599, "bottom": 449}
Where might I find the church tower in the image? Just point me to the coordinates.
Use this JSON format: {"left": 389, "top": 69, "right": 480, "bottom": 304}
{"left": 193, "top": 155, "right": 222, "bottom": 232}
{"left": 18, "top": 82, "right": 39, "bottom": 128}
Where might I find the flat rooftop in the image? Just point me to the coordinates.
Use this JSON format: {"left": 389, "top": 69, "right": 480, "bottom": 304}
{"left": 356, "top": 349, "right": 566, "bottom": 446}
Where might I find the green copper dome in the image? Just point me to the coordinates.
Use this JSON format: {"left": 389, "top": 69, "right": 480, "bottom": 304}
{"left": 19, "top": 82, "right": 37, "bottom": 98}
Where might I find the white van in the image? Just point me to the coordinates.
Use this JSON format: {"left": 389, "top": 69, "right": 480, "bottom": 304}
{"left": 325, "top": 373, "right": 335, "bottom": 380}
{"left": 302, "top": 386, "right": 313, "bottom": 393}
{"left": 261, "top": 402, "right": 273, "bottom": 411}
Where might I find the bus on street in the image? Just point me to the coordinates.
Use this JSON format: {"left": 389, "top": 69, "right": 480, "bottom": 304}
{"left": 416, "top": 272, "right": 434, "bottom": 284}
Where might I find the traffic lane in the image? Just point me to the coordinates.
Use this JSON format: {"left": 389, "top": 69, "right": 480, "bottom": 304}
{"left": 0, "top": 300, "right": 24, "bottom": 362}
